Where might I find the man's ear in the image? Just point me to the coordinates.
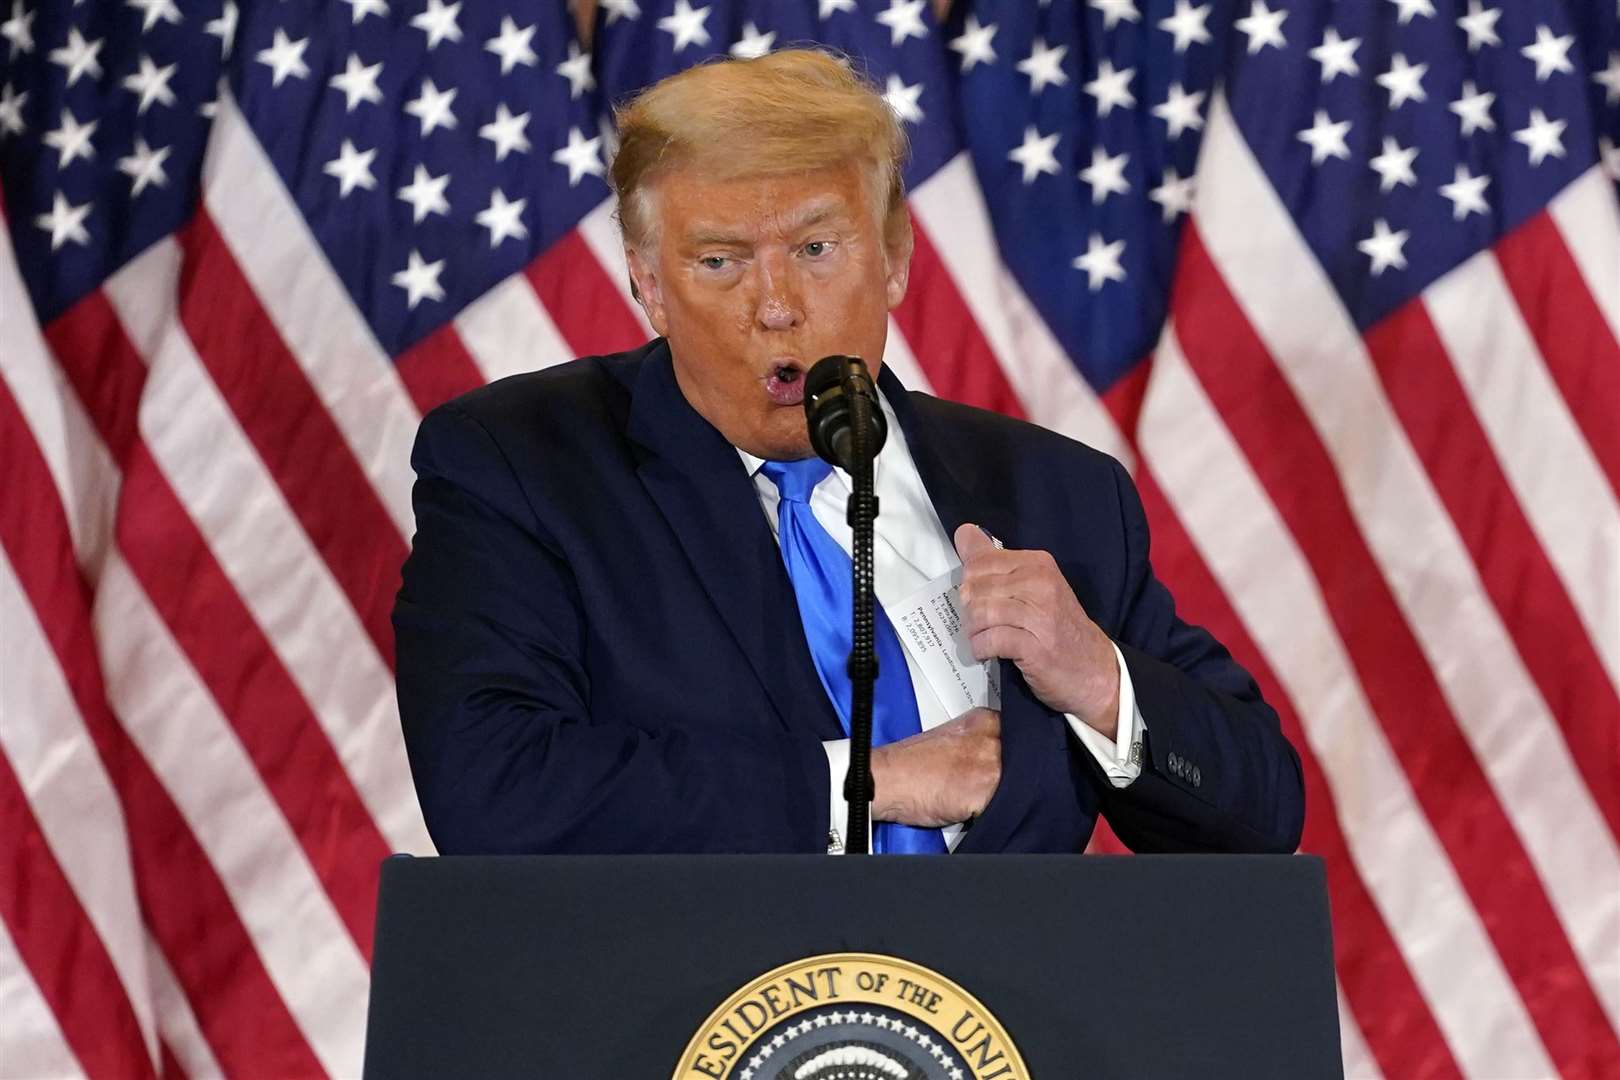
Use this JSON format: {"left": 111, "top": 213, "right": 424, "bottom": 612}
{"left": 884, "top": 250, "right": 911, "bottom": 311}
{"left": 626, "top": 247, "right": 669, "bottom": 336}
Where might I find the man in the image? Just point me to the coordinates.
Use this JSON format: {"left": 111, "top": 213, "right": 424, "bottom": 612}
{"left": 393, "top": 49, "right": 1304, "bottom": 856}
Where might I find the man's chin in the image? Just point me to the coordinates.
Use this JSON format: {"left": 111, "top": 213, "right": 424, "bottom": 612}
{"left": 743, "top": 415, "right": 816, "bottom": 462}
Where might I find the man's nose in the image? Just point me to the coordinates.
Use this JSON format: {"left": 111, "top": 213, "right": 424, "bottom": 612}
{"left": 753, "top": 252, "right": 802, "bottom": 331}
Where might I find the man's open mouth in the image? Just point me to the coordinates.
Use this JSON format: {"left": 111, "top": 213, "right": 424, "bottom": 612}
{"left": 765, "top": 362, "right": 805, "bottom": 406}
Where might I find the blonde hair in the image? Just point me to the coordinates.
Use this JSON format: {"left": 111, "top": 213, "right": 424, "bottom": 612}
{"left": 611, "top": 48, "right": 912, "bottom": 260}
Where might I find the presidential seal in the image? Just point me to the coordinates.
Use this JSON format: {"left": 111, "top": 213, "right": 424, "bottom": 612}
{"left": 675, "top": 953, "right": 1028, "bottom": 1080}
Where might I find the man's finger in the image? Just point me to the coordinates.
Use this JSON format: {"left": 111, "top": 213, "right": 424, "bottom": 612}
{"left": 953, "top": 522, "right": 998, "bottom": 564}
{"left": 969, "top": 624, "right": 1035, "bottom": 663}
{"left": 962, "top": 595, "right": 1035, "bottom": 637}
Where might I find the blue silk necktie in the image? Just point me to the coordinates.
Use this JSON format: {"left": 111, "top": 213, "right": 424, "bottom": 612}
{"left": 760, "top": 458, "right": 947, "bottom": 854}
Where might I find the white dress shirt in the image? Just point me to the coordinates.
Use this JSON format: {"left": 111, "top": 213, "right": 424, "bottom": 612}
{"left": 736, "top": 388, "right": 1145, "bottom": 853}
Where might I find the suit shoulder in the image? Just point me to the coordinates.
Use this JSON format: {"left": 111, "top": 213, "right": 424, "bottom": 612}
{"left": 907, "top": 391, "right": 1123, "bottom": 479}
{"left": 428, "top": 344, "right": 649, "bottom": 438}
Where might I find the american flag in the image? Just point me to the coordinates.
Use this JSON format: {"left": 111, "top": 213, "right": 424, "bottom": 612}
{"left": 1, "top": 0, "right": 1616, "bottom": 1075}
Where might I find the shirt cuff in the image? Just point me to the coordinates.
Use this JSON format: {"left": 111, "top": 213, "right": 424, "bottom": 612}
{"left": 822, "top": 739, "right": 865, "bottom": 854}
{"left": 1065, "top": 643, "right": 1146, "bottom": 788}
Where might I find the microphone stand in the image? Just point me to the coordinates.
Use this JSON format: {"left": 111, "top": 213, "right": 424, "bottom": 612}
{"left": 842, "top": 378, "right": 878, "bottom": 855}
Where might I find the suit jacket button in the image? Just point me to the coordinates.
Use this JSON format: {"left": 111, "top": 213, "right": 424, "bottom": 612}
{"left": 1192, "top": 766, "right": 1201, "bottom": 787}
{"left": 1168, "top": 752, "right": 1180, "bottom": 772}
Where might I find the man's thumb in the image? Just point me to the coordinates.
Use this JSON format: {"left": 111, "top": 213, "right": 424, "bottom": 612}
{"left": 954, "top": 522, "right": 996, "bottom": 562}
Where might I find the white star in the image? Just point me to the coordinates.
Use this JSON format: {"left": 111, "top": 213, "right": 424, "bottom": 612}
{"left": 1309, "top": 28, "right": 1359, "bottom": 83}
{"left": 1358, "top": 218, "right": 1408, "bottom": 276}
{"left": 1074, "top": 233, "right": 1126, "bottom": 289}
{"left": 256, "top": 29, "right": 309, "bottom": 87}
{"left": 476, "top": 189, "right": 528, "bottom": 248}
{"left": 555, "top": 40, "right": 594, "bottom": 95}
{"left": 1152, "top": 83, "right": 1204, "bottom": 139}
{"left": 342, "top": 0, "right": 388, "bottom": 25}
{"left": 1157, "top": 0, "right": 1211, "bottom": 53}
{"left": 411, "top": 0, "right": 462, "bottom": 50}
{"left": 601, "top": 0, "right": 640, "bottom": 24}
{"left": 818, "top": 0, "right": 854, "bottom": 17}
{"left": 329, "top": 53, "right": 383, "bottom": 112}
{"left": 486, "top": 16, "right": 537, "bottom": 75}
{"left": 1449, "top": 81, "right": 1495, "bottom": 136}
{"left": 1438, "top": 164, "right": 1490, "bottom": 220}
{"left": 323, "top": 138, "right": 376, "bottom": 197}
{"left": 1297, "top": 109, "right": 1351, "bottom": 165}
{"left": 0, "top": 82, "right": 25, "bottom": 138}
{"left": 392, "top": 250, "right": 445, "bottom": 310}
{"left": 205, "top": 1, "right": 237, "bottom": 58}
{"left": 116, "top": 136, "right": 170, "bottom": 196}
{"left": 48, "top": 28, "right": 103, "bottom": 87}
{"left": 1377, "top": 53, "right": 1428, "bottom": 109}
{"left": 875, "top": 0, "right": 927, "bottom": 47}
{"left": 1235, "top": 1, "right": 1286, "bottom": 54}
{"left": 1150, "top": 167, "right": 1195, "bottom": 222}
{"left": 43, "top": 108, "right": 96, "bottom": 168}
{"left": 396, "top": 164, "right": 450, "bottom": 223}
{"left": 1387, "top": 0, "right": 1434, "bottom": 24}
{"left": 1368, "top": 136, "right": 1418, "bottom": 193}
{"left": 127, "top": 0, "right": 181, "bottom": 34}
{"left": 1079, "top": 146, "right": 1130, "bottom": 204}
{"left": 1084, "top": 59, "right": 1135, "bottom": 116}
{"left": 479, "top": 102, "right": 530, "bottom": 161}
{"left": 552, "top": 125, "right": 605, "bottom": 186}
{"left": 948, "top": 14, "right": 996, "bottom": 72}
{"left": 1007, "top": 125, "right": 1059, "bottom": 183}
{"left": 883, "top": 74, "right": 924, "bottom": 125}
{"left": 1521, "top": 25, "right": 1574, "bottom": 82}
{"left": 657, "top": 0, "right": 711, "bottom": 52}
{"left": 1592, "top": 52, "right": 1620, "bottom": 105}
{"left": 1513, "top": 108, "right": 1566, "bottom": 166}
{"left": 121, "top": 54, "right": 176, "bottom": 114}
{"left": 404, "top": 78, "right": 458, "bottom": 136}
{"left": 1, "top": 1, "right": 34, "bottom": 59}
{"left": 1089, "top": 0, "right": 1139, "bottom": 30}
{"left": 1598, "top": 137, "right": 1620, "bottom": 183}
{"left": 729, "top": 22, "right": 775, "bottom": 59}
{"left": 1456, "top": 1, "right": 1501, "bottom": 51}
{"left": 1017, "top": 37, "right": 1068, "bottom": 94}
{"left": 35, "top": 192, "right": 91, "bottom": 251}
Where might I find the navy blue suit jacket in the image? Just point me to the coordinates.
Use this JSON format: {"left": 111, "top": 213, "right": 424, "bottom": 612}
{"left": 393, "top": 339, "right": 1305, "bottom": 855}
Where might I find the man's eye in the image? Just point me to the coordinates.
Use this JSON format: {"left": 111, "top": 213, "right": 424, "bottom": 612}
{"left": 802, "top": 241, "right": 833, "bottom": 257}
{"left": 700, "top": 256, "right": 728, "bottom": 270}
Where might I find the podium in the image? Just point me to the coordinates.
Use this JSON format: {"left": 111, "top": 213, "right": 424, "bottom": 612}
{"left": 363, "top": 854, "right": 1341, "bottom": 1078}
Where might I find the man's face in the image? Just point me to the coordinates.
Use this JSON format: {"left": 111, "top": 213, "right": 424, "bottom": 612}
{"left": 626, "top": 162, "right": 910, "bottom": 460}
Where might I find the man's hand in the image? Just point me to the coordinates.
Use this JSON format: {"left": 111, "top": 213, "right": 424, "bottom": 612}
{"left": 870, "top": 707, "right": 1001, "bottom": 827}
{"left": 954, "top": 523, "right": 1121, "bottom": 738}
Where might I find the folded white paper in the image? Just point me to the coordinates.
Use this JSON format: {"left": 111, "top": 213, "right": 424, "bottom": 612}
{"left": 891, "top": 566, "right": 1000, "bottom": 717}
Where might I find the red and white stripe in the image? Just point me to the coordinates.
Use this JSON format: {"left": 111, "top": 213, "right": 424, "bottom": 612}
{"left": 3, "top": 70, "right": 1618, "bottom": 1080}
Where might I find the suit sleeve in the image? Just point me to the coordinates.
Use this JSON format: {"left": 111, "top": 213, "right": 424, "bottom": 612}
{"left": 1093, "top": 457, "right": 1306, "bottom": 854}
{"left": 392, "top": 403, "right": 831, "bottom": 855}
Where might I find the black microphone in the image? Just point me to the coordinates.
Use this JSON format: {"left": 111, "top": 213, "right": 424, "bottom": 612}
{"left": 803, "top": 355, "right": 887, "bottom": 470}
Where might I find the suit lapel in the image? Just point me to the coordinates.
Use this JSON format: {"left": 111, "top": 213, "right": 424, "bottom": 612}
{"left": 881, "top": 367, "right": 1019, "bottom": 553}
{"left": 882, "top": 367, "right": 1050, "bottom": 853}
{"left": 627, "top": 344, "right": 845, "bottom": 740}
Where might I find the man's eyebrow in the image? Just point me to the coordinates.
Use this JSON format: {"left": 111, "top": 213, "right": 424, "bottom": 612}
{"left": 782, "top": 204, "right": 846, "bottom": 230}
{"left": 682, "top": 228, "right": 750, "bottom": 247}
{"left": 682, "top": 204, "right": 852, "bottom": 247}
